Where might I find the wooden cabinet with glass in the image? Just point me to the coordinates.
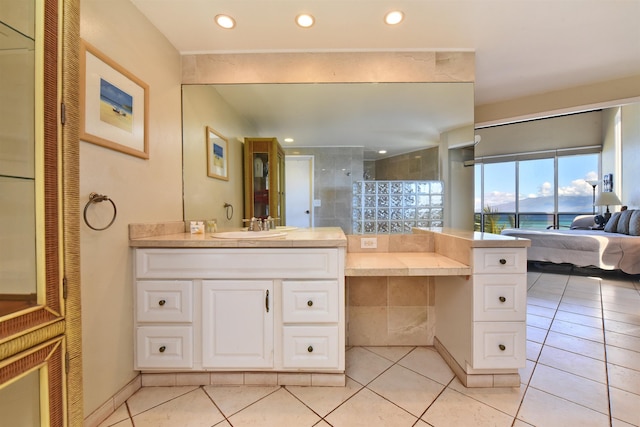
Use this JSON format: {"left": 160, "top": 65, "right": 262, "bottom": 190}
{"left": 243, "top": 137, "right": 286, "bottom": 224}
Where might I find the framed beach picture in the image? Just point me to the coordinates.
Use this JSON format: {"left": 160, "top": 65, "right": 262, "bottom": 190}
{"left": 206, "top": 127, "right": 229, "bottom": 180}
{"left": 80, "top": 40, "right": 149, "bottom": 159}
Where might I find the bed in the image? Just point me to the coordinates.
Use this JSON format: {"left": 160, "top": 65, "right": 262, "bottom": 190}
{"left": 501, "top": 210, "right": 640, "bottom": 275}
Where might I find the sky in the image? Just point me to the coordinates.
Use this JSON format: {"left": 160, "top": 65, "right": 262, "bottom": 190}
{"left": 475, "top": 154, "right": 599, "bottom": 212}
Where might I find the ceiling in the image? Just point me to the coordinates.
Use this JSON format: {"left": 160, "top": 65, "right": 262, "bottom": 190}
{"left": 132, "top": 0, "right": 640, "bottom": 158}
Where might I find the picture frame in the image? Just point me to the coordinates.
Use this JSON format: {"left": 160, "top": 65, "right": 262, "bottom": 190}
{"left": 80, "top": 40, "right": 149, "bottom": 159}
{"left": 206, "top": 127, "right": 229, "bottom": 180}
{"left": 603, "top": 173, "right": 613, "bottom": 192}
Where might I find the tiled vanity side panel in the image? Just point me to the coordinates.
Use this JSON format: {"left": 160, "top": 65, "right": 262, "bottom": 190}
{"left": 346, "top": 275, "right": 435, "bottom": 346}
{"left": 433, "top": 232, "right": 471, "bottom": 266}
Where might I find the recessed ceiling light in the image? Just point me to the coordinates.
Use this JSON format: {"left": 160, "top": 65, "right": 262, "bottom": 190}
{"left": 378, "top": 150, "right": 387, "bottom": 154}
{"left": 296, "top": 14, "right": 315, "bottom": 28}
{"left": 284, "top": 138, "right": 294, "bottom": 143}
{"left": 215, "top": 14, "right": 236, "bottom": 29}
{"left": 384, "top": 11, "right": 404, "bottom": 25}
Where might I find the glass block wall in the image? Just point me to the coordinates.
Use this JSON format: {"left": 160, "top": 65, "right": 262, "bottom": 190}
{"left": 352, "top": 180, "right": 444, "bottom": 234}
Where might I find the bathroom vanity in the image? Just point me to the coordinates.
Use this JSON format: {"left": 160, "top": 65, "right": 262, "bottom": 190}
{"left": 129, "top": 224, "right": 347, "bottom": 386}
{"left": 129, "top": 223, "right": 530, "bottom": 388}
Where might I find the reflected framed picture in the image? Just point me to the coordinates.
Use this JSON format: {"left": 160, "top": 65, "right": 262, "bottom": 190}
{"left": 206, "top": 127, "right": 229, "bottom": 180}
{"left": 80, "top": 40, "right": 149, "bottom": 159}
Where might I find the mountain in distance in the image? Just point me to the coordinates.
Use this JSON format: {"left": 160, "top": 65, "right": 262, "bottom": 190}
{"left": 488, "top": 195, "right": 592, "bottom": 213}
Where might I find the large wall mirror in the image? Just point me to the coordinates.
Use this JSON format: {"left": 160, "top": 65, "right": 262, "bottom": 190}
{"left": 182, "top": 81, "right": 475, "bottom": 231}
{"left": 1, "top": 0, "right": 67, "bottom": 423}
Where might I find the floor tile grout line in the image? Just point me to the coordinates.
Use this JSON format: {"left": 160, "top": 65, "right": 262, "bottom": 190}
{"left": 599, "top": 279, "right": 615, "bottom": 427}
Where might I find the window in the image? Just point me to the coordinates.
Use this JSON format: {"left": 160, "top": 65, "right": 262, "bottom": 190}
{"left": 475, "top": 152, "right": 599, "bottom": 232}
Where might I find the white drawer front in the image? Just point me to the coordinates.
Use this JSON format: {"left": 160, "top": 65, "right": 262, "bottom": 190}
{"left": 136, "top": 326, "right": 193, "bottom": 369}
{"left": 473, "top": 275, "right": 526, "bottom": 322}
{"left": 136, "top": 281, "right": 193, "bottom": 323}
{"left": 473, "top": 248, "right": 527, "bottom": 274}
{"left": 282, "top": 281, "right": 339, "bottom": 323}
{"left": 283, "top": 326, "right": 339, "bottom": 368}
{"left": 136, "top": 248, "right": 339, "bottom": 279}
{"left": 472, "top": 322, "right": 526, "bottom": 369}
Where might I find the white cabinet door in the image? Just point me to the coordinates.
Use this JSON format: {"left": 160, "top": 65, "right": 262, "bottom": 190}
{"left": 202, "top": 281, "right": 274, "bottom": 368}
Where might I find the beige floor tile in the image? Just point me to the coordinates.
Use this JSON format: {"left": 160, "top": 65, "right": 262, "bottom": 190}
{"left": 126, "top": 386, "right": 198, "bottom": 416}
{"left": 519, "top": 359, "right": 536, "bottom": 385}
{"left": 512, "top": 420, "right": 535, "bottom": 427}
{"left": 609, "top": 386, "right": 640, "bottom": 426}
{"left": 345, "top": 347, "right": 394, "bottom": 384}
{"left": 558, "top": 302, "right": 603, "bottom": 318}
{"left": 537, "top": 345, "right": 607, "bottom": 383}
{"left": 526, "top": 296, "right": 559, "bottom": 310}
{"left": 364, "top": 345, "right": 414, "bottom": 362}
{"left": 422, "top": 387, "right": 514, "bottom": 427}
{"left": 608, "top": 363, "right": 640, "bottom": 395}
{"left": 324, "top": 388, "right": 417, "bottom": 427}
{"left": 605, "top": 319, "right": 640, "bottom": 337}
{"left": 544, "top": 330, "right": 606, "bottom": 360}
{"left": 397, "top": 346, "right": 454, "bottom": 385}
{"left": 526, "top": 325, "right": 548, "bottom": 344}
{"left": 517, "top": 387, "right": 610, "bottom": 427}
{"left": 448, "top": 377, "right": 526, "bottom": 416}
{"left": 226, "top": 388, "right": 321, "bottom": 427}
{"left": 561, "top": 295, "right": 602, "bottom": 309}
{"left": 550, "top": 319, "right": 604, "bottom": 343}
{"left": 611, "top": 417, "right": 637, "bottom": 427}
{"left": 526, "top": 303, "right": 556, "bottom": 318}
{"left": 97, "top": 404, "right": 131, "bottom": 427}
{"left": 606, "top": 330, "right": 640, "bottom": 352}
{"left": 526, "top": 339, "right": 543, "bottom": 362}
{"left": 368, "top": 364, "right": 445, "bottom": 417}
{"left": 607, "top": 346, "right": 640, "bottom": 371}
{"left": 529, "top": 364, "right": 609, "bottom": 415}
{"left": 526, "top": 313, "right": 553, "bottom": 329}
{"left": 603, "top": 309, "right": 640, "bottom": 326}
{"left": 554, "top": 310, "right": 604, "bottom": 328}
{"left": 602, "top": 301, "right": 640, "bottom": 316}
{"left": 286, "top": 377, "right": 362, "bottom": 417}
{"left": 203, "top": 385, "right": 279, "bottom": 417}
{"left": 131, "top": 388, "right": 225, "bottom": 427}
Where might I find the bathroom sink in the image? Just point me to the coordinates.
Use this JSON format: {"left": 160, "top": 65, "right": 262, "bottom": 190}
{"left": 210, "top": 231, "right": 287, "bottom": 239}
{"left": 275, "top": 226, "right": 298, "bottom": 231}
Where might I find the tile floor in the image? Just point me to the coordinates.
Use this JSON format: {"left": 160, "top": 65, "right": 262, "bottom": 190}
{"left": 99, "top": 267, "right": 640, "bottom": 427}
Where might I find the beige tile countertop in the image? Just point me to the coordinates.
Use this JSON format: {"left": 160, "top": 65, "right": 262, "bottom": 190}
{"left": 129, "top": 222, "right": 347, "bottom": 248}
{"left": 413, "top": 227, "right": 532, "bottom": 248}
{"left": 345, "top": 252, "right": 471, "bottom": 276}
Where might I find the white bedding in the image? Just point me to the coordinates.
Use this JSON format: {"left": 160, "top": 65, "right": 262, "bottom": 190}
{"left": 501, "top": 228, "right": 640, "bottom": 275}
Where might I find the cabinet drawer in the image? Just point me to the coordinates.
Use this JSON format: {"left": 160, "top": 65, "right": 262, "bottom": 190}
{"left": 136, "top": 326, "right": 193, "bottom": 369}
{"left": 282, "top": 281, "right": 339, "bottom": 323}
{"left": 473, "top": 248, "right": 527, "bottom": 274}
{"left": 472, "top": 322, "right": 526, "bottom": 369}
{"left": 136, "top": 248, "right": 339, "bottom": 279}
{"left": 136, "top": 281, "right": 192, "bottom": 323}
{"left": 473, "top": 275, "right": 526, "bottom": 322}
{"left": 283, "top": 326, "right": 339, "bottom": 368}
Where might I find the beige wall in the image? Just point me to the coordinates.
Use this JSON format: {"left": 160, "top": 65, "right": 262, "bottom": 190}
{"left": 80, "top": 0, "right": 183, "bottom": 417}
{"left": 621, "top": 103, "right": 640, "bottom": 208}
{"left": 374, "top": 147, "right": 439, "bottom": 180}
{"left": 182, "top": 85, "right": 254, "bottom": 228}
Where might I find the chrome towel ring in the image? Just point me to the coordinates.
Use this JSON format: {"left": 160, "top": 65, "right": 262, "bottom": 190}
{"left": 83, "top": 192, "right": 117, "bottom": 231}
